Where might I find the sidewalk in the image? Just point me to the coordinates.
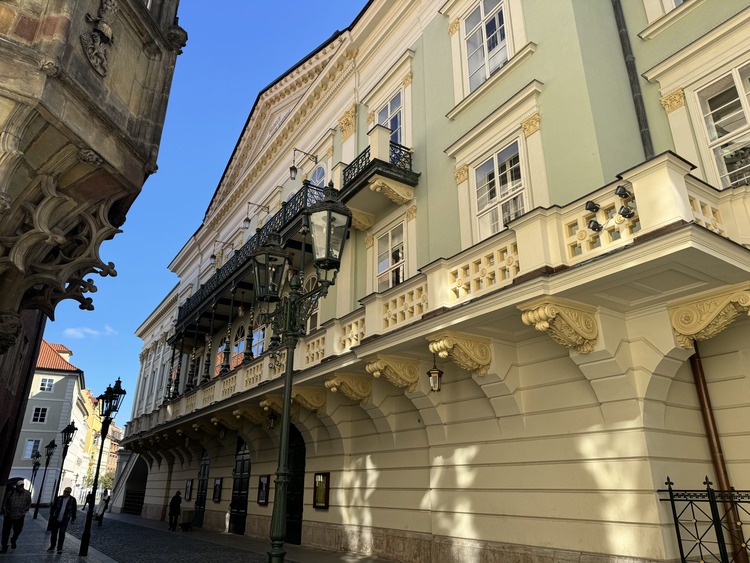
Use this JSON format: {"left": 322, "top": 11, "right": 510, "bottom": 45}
{"left": 0, "top": 512, "right": 396, "bottom": 562}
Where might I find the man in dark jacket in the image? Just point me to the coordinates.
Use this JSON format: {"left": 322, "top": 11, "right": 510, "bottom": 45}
{"left": 48, "top": 487, "right": 77, "bottom": 554}
{"left": 1, "top": 480, "right": 32, "bottom": 553}
{"left": 168, "top": 490, "right": 181, "bottom": 531}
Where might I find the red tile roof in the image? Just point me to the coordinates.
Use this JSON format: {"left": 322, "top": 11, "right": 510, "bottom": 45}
{"left": 47, "top": 343, "right": 72, "bottom": 354}
{"left": 36, "top": 340, "right": 81, "bottom": 372}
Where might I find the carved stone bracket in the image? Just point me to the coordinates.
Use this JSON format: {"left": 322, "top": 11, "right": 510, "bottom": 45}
{"left": 660, "top": 89, "right": 686, "bottom": 114}
{"left": 669, "top": 286, "right": 750, "bottom": 348}
{"left": 232, "top": 406, "right": 266, "bottom": 425}
{"left": 339, "top": 104, "right": 356, "bottom": 140}
{"left": 0, "top": 312, "right": 21, "bottom": 354}
{"left": 260, "top": 396, "right": 299, "bottom": 420}
{"left": 368, "top": 179, "right": 414, "bottom": 205}
{"left": 350, "top": 208, "right": 374, "bottom": 231}
{"left": 365, "top": 356, "right": 419, "bottom": 392}
{"left": 291, "top": 387, "right": 326, "bottom": 413}
{"left": 325, "top": 373, "right": 371, "bottom": 404}
{"left": 520, "top": 299, "right": 598, "bottom": 354}
{"left": 167, "top": 22, "right": 188, "bottom": 54}
{"left": 428, "top": 332, "right": 491, "bottom": 375}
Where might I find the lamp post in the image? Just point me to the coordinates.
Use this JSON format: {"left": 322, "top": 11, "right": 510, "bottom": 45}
{"left": 30, "top": 450, "right": 41, "bottom": 489}
{"left": 79, "top": 379, "right": 126, "bottom": 557}
{"left": 252, "top": 182, "right": 351, "bottom": 563}
{"left": 48, "top": 420, "right": 77, "bottom": 530}
{"left": 32, "top": 440, "right": 57, "bottom": 519}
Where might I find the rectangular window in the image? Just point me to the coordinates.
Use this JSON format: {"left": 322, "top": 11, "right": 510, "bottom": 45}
{"left": 697, "top": 63, "right": 750, "bottom": 189}
{"left": 23, "top": 439, "right": 40, "bottom": 458}
{"left": 377, "top": 91, "right": 402, "bottom": 145}
{"left": 31, "top": 407, "right": 47, "bottom": 423}
{"left": 39, "top": 378, "right": 53, "bottom": 392}
{"left": 465, "top": 0, "right": 508, "bottom": 93}
{"left": 251, "top": 326, "right": 266, "bottom": 358}
{"left": 377, "top": 224, "right": 405, "bottom": 292}
{"left": 475, "top": 140, "right": 525, "bottom": 240}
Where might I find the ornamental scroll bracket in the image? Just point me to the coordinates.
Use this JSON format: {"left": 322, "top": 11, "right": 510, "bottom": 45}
{"left": 669, "top": 285, "right": 750, "bottom": 349}
{"left": 365, "top": 356, "right": 420, "bottom": 392}
{"left": 325, "top": 373, "right": 371, "bottom": 405}
{"left": 232, "top": 406, "right": 266, "bottom": 425}
{"left": 291, "top": 387, "right": 326, "bottom": 413}
{"left": 519, "top": 298, "right": 598, "bottom": 354}
{"left": 260, "top": 396, "right": 300, "bottom": 421}
{"left": 368, "top": 179, "right": 414, "bottom": 206}
{"left": 427, "top": 332, "right": 491, "bottom": 376}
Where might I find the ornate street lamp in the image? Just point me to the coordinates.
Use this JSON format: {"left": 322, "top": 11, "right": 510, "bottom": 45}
{"left": 253, "top": 181, "right": 351, "bottom": 563}
{"left": 30, "top": 450, "right": 41, "bottom": 489}
{"left": 79, "top": 378, "right": 126, "bottom": 556}
{"left": 47, "top": 420, "right": 77, "bottom": 530}
{"left": 32, "top": 439, "right": 57, "bottom": 519}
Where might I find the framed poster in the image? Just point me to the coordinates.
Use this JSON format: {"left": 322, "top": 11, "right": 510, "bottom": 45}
{"left": 185, "top": 479, "right": 193, "bottom": 501}
{"left": 313, "top": 472, "right": 330, "bottom": 510}
{"left": 257, "top": 474, "right": 270, "bottom": 506}
{"left": 212, "top": 477, "right": 222, "bottom": 502}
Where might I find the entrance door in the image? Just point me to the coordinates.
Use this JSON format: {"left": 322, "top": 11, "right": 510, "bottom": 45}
{"left": 229, "top": 439, "right": 250, "bottom": 535}
{"left": 285, "top": 424, "right": 306, "bottom": 545}
{"left": 193, "top": 451, "right": 210, "bottom": 528}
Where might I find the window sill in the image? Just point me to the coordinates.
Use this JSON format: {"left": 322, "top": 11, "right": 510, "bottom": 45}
{"left": 638, "top": 0, "right": 707, "bottom": 40}
{"left": 447, "top": 42, "right": 537, "bottom": 121}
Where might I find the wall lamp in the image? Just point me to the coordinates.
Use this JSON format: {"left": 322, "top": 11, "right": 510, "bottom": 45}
{"left": 242, "top": 201, "right": 271, "bottom": 230}
{"left": 210, "top": 240, "right": 234, "bottom": 267}
{"left": 289, "top": 148, "right": 317, "bottom": 180}
{"left": 427, "top": 354, "right": 443, "bottom": 393}
{"left": 266, "top": 410, "right": 277, "bottom": 430}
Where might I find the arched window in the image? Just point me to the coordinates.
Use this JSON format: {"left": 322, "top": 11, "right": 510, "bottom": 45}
{"left": 232, "top": 326, "right": 246, "bottom": 368}
{"left": 310, "top": 165, "right": 326, "bottom": 187}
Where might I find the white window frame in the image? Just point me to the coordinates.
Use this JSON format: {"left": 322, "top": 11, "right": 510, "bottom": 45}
{"left": 376, "top": 222, "right": 406, "bottom": 292}
{"left": 362, "top": 50, "right": 414, "bottom": 149}
{"left": 365, "top": 207, "right": 417, "bottom": 296}
{"left": 309, "top": 164, "right": 327, "bottom": 187}
{"left": 251, "top": 325, "right": 266, "bottom": 358}
{"left": 39, "top": 377, "right": 53, "bottom": 392}
{"left": 377, "top": 90, "right": 404, "bottom": 146}
{"left": 31, "top": 407, "right": 47, "bottom": 423}
{"left": 24, "top": 439, "right": 41, "bottom": 458}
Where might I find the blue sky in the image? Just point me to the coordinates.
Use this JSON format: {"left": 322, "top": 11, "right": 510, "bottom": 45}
{"left": 43, "top": 1, "right": 367, "bottom": 422}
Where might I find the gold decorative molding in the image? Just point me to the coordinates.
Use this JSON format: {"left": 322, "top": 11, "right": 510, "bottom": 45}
{"left": 292, "top": 387, "right": 326, "bottom": 413}
{"left": 454, "top": 164, "right": 469, "bottom": 184}
{"left": 326, "top": 146, "right": 334, "bottom": 158}
{"left": 365, "top": 235, "right": 374, "bottom": 249}
{"left": 406, "top": 206, "right": 417, "bottom": 221}
{"left": 428, "top": 332, "right": 491, "bottom": 375}
{"left": 367, "top": 111, "right": 375, "bottom": 125}
{"left": 520, "top": 299, "right": 598, "bottom": 354}
{"left": 365, "top": 356, "right": 420, "bottom": 392}
{"left": 325, "top": 373, "right": 371, "bottom": 404}
{"left": 521, "top": 112, "right": 541, "bottom": 137}
{"left": 660, "top": 89, "right": 685, "bottom": 114}
{"left": 403, "top": 72, "right": 413, "bottom": 87}
{"left": 351, "top": 209, "right": 375, "bottom": 231}
{"left": 339, "top": 104, "right": 356, "bottom": 140}
{"left": 369, "top": 179, "right": 414, "bottom": 205}
{"left": 448, "top": 19, "right": 460, "bottom": 36}
{"left": 669, "top": 286, "right": 750, "bottom": 348}
{"left": 260, "top": 396, "right": 300, "bottom": 420}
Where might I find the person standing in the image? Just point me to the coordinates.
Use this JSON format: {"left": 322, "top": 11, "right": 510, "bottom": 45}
{"left": 81, "top": 491, "right": 94, "bottom": 512}
{"left": 168, "top": 490, "right": 182, "bottom": 531}
{"left": 1, "top": 480, "right": 32, "bottom": 553}
{"left": 95, "top": 489, "right": 110, "bottom": 526}
{"left": 48, "top": 487, "right": 77, "bottom": 554}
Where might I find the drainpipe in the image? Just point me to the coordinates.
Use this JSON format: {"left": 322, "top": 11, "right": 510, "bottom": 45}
{"left": 690, "top": 341, "right": 748, "bottom": 562}
{"left": 611, "top": 0, "right": 654, "bottom": 159}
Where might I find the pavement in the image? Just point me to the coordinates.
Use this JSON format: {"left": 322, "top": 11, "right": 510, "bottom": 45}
{"left": 0, "top": 511, "right": 397, "bottom": 562}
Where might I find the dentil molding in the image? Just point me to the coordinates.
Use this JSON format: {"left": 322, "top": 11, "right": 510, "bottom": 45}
{"left": 428, "top": 332, "right": 491, "bottom": 375}
{"left": 520, "top": 299, "right": 598, "bottom": 354}
{"left": 365, "top": 356, "right": 420, "bottom": 392}
{"left": 670, "top": 285, "right": 750, "bottom": 348}
{"left": 325, "top": 373, "right": 371, "bottom": 404}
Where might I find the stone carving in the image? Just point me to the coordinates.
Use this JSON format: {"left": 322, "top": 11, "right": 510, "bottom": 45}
{"left": 144, "top": 161, "right": 158, "bottom": 176}
{"left": 660, "top": 89, "right": 686, "bottom": 114}
{"left": 291, "top": 387, "right": 326, "bottom": 413}
{"left": 78, "top": 148, "right": 102, "bottom": 166}
{"left": 428, "top": 332, "right": 491, "bottom": 375}
{"left": 167, "top": 21, "right": 188, "bottom": 54}
{"left": 670, "top": 287, "right": 750, "bottom": 348}
{"left": 81, "top": 0, "right": 119, "bottom": 76}
{"left": 325, "top": 373, "right": 371, "bottom": 404}
{"left": 369, "top": 179, "right": 414, "bottom": 205}
{"left": 339, "top": 104, "right": 356, "bottom": 140}
{"left": 454, "top": 164, "right": 469, "bottom": 184}
{"left": 0, "top": 312, "right": 21, "bottom": 354}
{"left": 522, "top": 113, "right": 541, "bottom": 137}
{"left": 365, "top": 356, "right": 420, "bottom": 392}
{"left": 368, "top": 111, "right": 375, "bottom": 125}
{"left": 365, "top": 235, "right": 374, "bottom": 249}
{"left": 260, "top": 396, "right": 299, "bottom": 420}
{"left": 350, "top": 209, "right": 374, "bottom": 231}
{"left": 0, "top": 193, "right": 10, "bottom": 214}
{"left": 520, "top": 300, "right": 598, "bottom": 354}
{"left": 448, "top": 19, "right": 460, "bottom": 36}
{"left": 40, "top": 60, "right": 60, "bottom": 77}
{"left": 232, "top": 406, "right": 266, "bottom": 425}
{"left": 403, "top": 72, "right": 413, "bottom": 86}
{"left": 406, "top": 206, "right": 417, "bottom": 221}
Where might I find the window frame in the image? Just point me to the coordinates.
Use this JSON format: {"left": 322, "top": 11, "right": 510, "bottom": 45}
{"left": 31, "top": 407, "right": 47, "bottom": 423}
{"left": 375, "top": 220, "right": 406, "bottom": 293}
{"left": 24, "top": 439, "right": 41, "bottom": 459}
{"left": 377, "top": 90, "right": 404, "bottom": 145}
{"left": 232, "top": 325, "right": 246, "bottom": 368}
{"left": 39, "top": 377, "right": 54, "bottom": 392}
{"left": 362, "top": 50, "right": 414, "bottom": 149}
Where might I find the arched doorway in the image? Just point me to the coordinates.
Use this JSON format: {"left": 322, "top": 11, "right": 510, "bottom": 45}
{"left": 193, "top": 450, "right": 210, "bottom": 528}
{"left": 122, "top": 456, "right": 148, "bottom": 515}
{"left": 229, "top": 439, "right": 251, "bottom": 534}
{"left": 286, "top": 424, "right": 306, "bottom": 545}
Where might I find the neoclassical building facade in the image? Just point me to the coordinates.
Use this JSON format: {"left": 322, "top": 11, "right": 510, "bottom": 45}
{"left": 122, "top": 1, "right": 750, "bottom": 561}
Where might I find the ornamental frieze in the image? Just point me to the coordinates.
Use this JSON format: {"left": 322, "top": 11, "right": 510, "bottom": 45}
{"left": 670, "top": 286, "right": 750, "bottom": 348}
{"left": 325, "top": 373, "right": 371, "bottom": 405}
{"left": 365, "top": 356, "right": 420, "bottom": 392}
{"left": 428, "top": 332, "right": 491, "bottom": 375}
{"left": 520, "top": 299, "right": 598, "bottom": 354}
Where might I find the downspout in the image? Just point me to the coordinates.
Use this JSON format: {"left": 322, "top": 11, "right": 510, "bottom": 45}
{"left": 690, "top": 341, "right": 747, "bottom": 562}
{"left": 611, "top": 0, "right": 654, "bottom": 159}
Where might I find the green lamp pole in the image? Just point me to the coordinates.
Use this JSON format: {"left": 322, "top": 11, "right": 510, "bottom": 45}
{"left": 32, "top": 439, "right": 57, "bottom": 519}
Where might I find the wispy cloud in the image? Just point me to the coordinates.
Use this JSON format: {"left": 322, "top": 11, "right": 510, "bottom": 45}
{"left": 63, "top": 325, "right": 118, "bottom": 339}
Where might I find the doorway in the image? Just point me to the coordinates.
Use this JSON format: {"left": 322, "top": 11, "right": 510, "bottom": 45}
{"left": 285, "top": 424, "right": 306, "bottom": 545}
{"left": 229, "top": 439, "right": 250, "bottom": 535}
{"left": 193, "top": 450, "right": 210, "bottom": 528}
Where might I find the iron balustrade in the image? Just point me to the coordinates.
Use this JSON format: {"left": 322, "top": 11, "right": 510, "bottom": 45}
{"left": 343, "top": 146, "right": 371, "bottom": 186}
{"left": 389, "top": 141, "right": 412, "bottom": 171}
{"left": 342, "top": 141, "right": 415, "bottom": 186}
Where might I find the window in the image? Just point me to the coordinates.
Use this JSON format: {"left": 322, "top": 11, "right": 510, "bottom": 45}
{"left": 31, "top": 407, "right": 47, "bottom": 423}
{"left": 475, "top": 140, "right": 525, "bottom": 239}
{"left": 310, "top": 165, "right": 326, "bottom": 187}
{"left": 465, "top": 0, "right": 508, "bottom": 93}
{"left": 377, "top": 91, "right": 402, "bottom": 144}
{"left": 377, "top": 224, "right": 405, "bottom": 292}
{"left": 697, "top": 64, "right": 750, "bottom": 188}
{"left": 23, "top": 439, "right": 40, "bottom": 458}
{"left": 251, "top": 326, "right": 266, "bottom": 358}
{"left": 232, "top": 326, "right": 246, "bottom": 368}
{"left": 39, "top": 378, "right": 53, "bottom": 392}
{"left": 214, "top": 338, "right": 228, "bottom": 376}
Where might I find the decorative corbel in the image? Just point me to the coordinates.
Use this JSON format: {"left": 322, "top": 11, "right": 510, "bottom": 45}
{"left": 260, "top": 396, "right": 300, "bottom": 420}
{"left": 291, "top": 387, "right": 326, "bottom": 413}
{"left": 232, "top": 406, "right": 266, "bottom": 425}
{"left": 325, "top": 373, "right": 371, "bottom": 405}
{"left": 368, "top": 179, "right": 414, "bottom": 205}
{"left": 350, "top": 208, "right": 374, "bottom": 231}
{"left": 428, "top": 332, "right": 491, "bottom": 375}
{"left": 669, "top": 285, "right": 750, "bottom": 348}
{"left": 520, "top": 299, "right": 598, "bottom": 354}
{"left": 365, "top": 356, "right": 419, "bottom": 392}
{"left": 191, "top": 420, "right": 218, "bottom": 436}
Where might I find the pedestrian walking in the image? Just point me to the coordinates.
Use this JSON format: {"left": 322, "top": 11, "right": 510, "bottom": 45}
{"left": 168, "top": 490, "right": 182, "bottom": 531}
{"left": 1, "top": 479, "right": 32, "bottom": 553}
{"left": 95, "top": 489, "right": 110, "bottom": 526}
{"left": 81, "top": 491, "right": 94, "bottom": 511}
{"left": 47, "top": 486, "right": 77, "bottom": 554}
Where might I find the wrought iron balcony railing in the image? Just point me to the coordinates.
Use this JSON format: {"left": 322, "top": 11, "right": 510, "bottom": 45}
{"left": 342, "top": 141, "right": 416, "bottom": 187}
